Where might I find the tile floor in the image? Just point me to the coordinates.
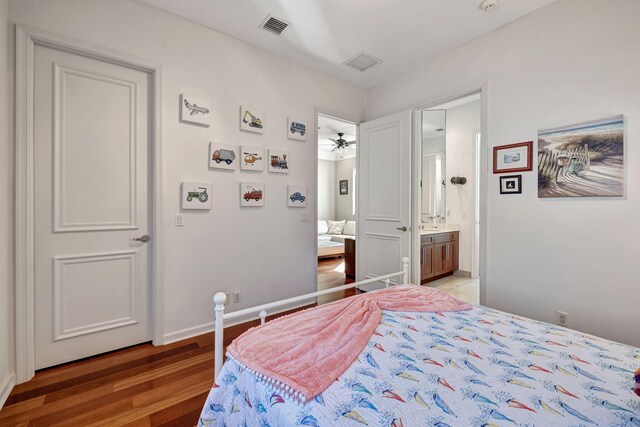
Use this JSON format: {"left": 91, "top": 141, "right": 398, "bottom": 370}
{"left": 428, "top": 274, "right": 480, "bottom": 305}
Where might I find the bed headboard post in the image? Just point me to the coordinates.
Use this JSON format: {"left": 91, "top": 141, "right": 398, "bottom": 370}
{"left": 213, "top": 292, "right": 227, "bottom": 380}
{"left": 402, "top": 257, "right": 410, "bottom": 284}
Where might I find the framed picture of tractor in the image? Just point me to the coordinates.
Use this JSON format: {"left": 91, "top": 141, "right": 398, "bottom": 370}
{"left": 181, "top": 182, "right": 212, "bottom": 210}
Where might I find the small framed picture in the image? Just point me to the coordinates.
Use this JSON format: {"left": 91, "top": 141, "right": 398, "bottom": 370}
{"left": 239, "top": 146, "right": 265, "bottom": 171}
{"left": 499, "top": 175, "right": 522, "bottom": 194}
{"left": 240, "top": 106, "right": 264, "bottom": 134}
{"left": 287, "top": 117, "right": 307, "bottom": 141}
{"left": 240, "top": 182, "right": 264, "bottom": 207}
{"left": 339, "top": 179, "right": 348, "bottom": 195}
{"left": 209, "top": 143, "right": 237, "bottom": 171}
{"left": 493, "top": 141, "right": 533, "bottom": 174}
{"left": 180, "top": 94, "right": 212, "bottom": 127}
{"left": 267, "top": 149, "right": 289, "bottom": 173}
{"left": 181, "top": 182, "right": 212, "bottom": 209}
{"left": 287, "top": 185, "right": 308, "bottom": 208}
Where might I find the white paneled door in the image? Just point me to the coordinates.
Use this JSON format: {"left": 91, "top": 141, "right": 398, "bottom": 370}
{"left": 357, "top": 110, "right": 413, "bottom": 291}
{"left": 34, "top": 45, "right": 151, "bottom": 369}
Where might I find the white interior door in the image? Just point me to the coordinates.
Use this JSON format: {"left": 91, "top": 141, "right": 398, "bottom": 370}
{"left": 34, "top": 44, "right": 151, "bottom": 369}
{"left": 357, "top": 110, "right": 412, "bottom": 291}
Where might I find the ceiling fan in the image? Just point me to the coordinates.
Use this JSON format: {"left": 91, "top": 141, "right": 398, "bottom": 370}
{"left": 328, "top": 132, "right": 356, "bottom": 152}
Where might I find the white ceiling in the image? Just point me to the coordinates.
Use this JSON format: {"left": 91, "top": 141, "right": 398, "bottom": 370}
{"left": 140, "top": 0, "right": 556, "bottom": 88}
{"left": 318, "top": 115, "right": 356, "bottom": 161}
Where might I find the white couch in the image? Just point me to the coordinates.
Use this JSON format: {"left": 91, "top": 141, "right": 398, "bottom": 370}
{"left": 318, "top": 220, "right": 356, "bottom": 258}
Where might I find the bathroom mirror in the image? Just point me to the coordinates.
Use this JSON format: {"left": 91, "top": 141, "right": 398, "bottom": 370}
{"left": 421, "top": 110, "right": 446, "bottom": 222}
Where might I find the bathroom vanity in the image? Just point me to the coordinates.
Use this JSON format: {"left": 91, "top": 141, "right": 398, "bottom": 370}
{"left": 420, "top": 229, "right": 459, "bottom": 284}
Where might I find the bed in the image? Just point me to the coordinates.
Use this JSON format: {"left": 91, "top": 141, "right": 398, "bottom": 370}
{"left": 200, "top": 261, "right": 640, "bottom": 426}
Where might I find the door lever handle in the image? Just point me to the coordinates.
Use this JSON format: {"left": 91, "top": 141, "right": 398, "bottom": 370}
{"left": 396, "top": 226, "right": 408, "bottom": 232}
{"left": 133, "top": 235, "right": 151, "bottom": 243}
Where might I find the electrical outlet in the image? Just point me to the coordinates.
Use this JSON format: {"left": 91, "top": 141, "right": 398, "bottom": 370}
{"left": 224, "top": 292, "right": 231, "bottom": 306}
{"left": 558, "top": 311, "right": 568, "bottom": 326}
{"left": 233, "top": 291, "right": 241, "bottom": 304}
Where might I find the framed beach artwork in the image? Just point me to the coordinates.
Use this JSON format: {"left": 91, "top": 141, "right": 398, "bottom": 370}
{"left": 209, "top": 143, "right": 237, "bottom": 171}
{"left": 493, "top": 141, "right": 533, "bottom": 174}
{"left": 287, "top": 117, "right": 307, "bottom": 141}
{"left": 499, "top": 175, "right": 522, "bottom": 195}
{"left": 181, "top": 182, "right": 212, "bottom": 210}
{"left": 538, "top": 115, "right": 624, "bottom": 198}
{"left": 239, "top": 146, "right": 265, "bottom": 171}
{"left": 287, "top": 185, "right": 308, "bottom": 208}
{"left": 240, "top": 106, "right": 264, "bottom": 134}
{"left": 267, "top": 149, "right": 290, "bottom": 173}
{"left": 240, "top": 182, "right": 264, "bottom": 207}
{"left": 339, "top": 180, "right": 348, "bottom": 195}
{"left": 180, "top": 94, "right": 212, "bottom": 126}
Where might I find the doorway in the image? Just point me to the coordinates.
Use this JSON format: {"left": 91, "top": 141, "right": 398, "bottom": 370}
{"left": 316, "top": 114, "right": 357, "bottom": 303}
{"left": 15, "top": 26, "right": 161, "bottom": 381}
{"left": 415, "top": 92, "right": 482, "bottom": 304}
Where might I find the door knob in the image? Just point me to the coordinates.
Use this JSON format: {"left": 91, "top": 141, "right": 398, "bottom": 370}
{"left": 396, "top": 226, "right": 408, "bottom": 232}
{"left": 133, "top": 235, "right": 151, "bottom": 243}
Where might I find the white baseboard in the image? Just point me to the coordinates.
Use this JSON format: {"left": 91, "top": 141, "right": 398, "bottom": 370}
{"left": 0, "top": 372, "right": 16, "bottom": 409}
{"left": 161, "top": 301, "right": 313, "bottom": 345}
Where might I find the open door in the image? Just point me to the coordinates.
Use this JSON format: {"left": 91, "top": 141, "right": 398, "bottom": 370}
{"left": 357, "top": 110, "right": 412, "bottom": 291}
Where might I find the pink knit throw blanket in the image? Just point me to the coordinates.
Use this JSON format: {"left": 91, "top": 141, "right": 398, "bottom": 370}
{"left": 226, "top": 285, "right": 472, "bottom": 402}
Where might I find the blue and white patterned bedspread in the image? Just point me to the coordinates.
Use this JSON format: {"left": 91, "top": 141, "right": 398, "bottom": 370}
{"left": 199, "top": 306, "right": 640, "bottom": 426}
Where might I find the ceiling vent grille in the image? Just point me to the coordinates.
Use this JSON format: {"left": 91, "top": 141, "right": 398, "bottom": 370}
{"left": 260, "top": 14, "right": 290, "bottom": 35}
{"left": 343, "top": 52, "right": 382, "bottom": 72}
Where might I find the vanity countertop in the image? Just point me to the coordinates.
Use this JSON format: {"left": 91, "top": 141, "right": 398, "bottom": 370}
{"left": 419, "top": 225, "right": 460, "bottom": 235}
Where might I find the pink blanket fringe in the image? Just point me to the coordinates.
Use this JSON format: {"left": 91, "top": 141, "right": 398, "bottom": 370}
{"left": 226, "top": 285, "right": 472, "bottom": 402}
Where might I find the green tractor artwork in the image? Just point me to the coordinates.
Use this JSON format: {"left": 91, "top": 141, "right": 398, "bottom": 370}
{"left": 186, "top": 187, "right": 209, "bottom": 203}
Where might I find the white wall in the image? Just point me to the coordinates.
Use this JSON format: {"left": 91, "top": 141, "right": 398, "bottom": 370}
{"left": 9, "top": 0, "right": 366, "bottom": 343}
{"left": 445, "top": 100, "right": 480, "bottom": 273}
{"left": 0, "top": 0, "right": 15, "bottom": 405}
{"left": 317, "top": 159, "right": 336, "bottom": 220}
{"left": 367, "top": 0, "right": 640, "bottom": 346}
{"left": 335, "top": 157, "right": 356, "bottom": 221}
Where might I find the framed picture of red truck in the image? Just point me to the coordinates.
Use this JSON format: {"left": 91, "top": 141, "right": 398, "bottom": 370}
{"left": 268, "top": 149, "right": 290, "bottom": 174}
{"left": 209, "top": 143, "right": 237, "bottom": 171}
{"left": 240, "top": 182, "right": 265, "bottom": 207}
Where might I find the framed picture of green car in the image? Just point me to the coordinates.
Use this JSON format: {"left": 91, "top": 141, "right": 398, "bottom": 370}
{"left": 181, "top": 182, "right": 212, "bottom": 210}
{"left": 493, "top": 141, "right": 533, "bottom": 174}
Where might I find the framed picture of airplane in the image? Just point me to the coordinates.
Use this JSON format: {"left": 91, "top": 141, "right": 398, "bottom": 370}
{"left": 180, "top": 93, "right": 212, "bottom": 126}
{"left": 240, "top": 106, "right": 264, "bottom": 134}
{"left": 239, "top": 146, "right": 265, "bottom": 171}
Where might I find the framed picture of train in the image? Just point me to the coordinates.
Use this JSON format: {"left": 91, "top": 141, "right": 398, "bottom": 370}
{"left": 240, "top": 182, "right": 264, "bottom": 207}
{"left": 240, "top": 146, "right": 265, "bottom": 171}
{"left": 180, "top": 94, "right": 212, "bottom": 126}
{"left": 287, "top": 117, "right": 307, "bottom": 141}
{"left": 268, "top": 149, "right": 290, "bottom": 174}
{"left": 181, "top": 182, "right": 212, "bottom": 210}
{"left": 240, "top": 105, "right": 264, "bottom": 134}
{"left": 209, "top": 143, "right": 237, "bottom": 171}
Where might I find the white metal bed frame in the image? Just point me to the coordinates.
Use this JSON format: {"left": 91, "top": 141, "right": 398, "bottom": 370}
{"left": 213, "top": 257, "right": 410, "bottom": 379}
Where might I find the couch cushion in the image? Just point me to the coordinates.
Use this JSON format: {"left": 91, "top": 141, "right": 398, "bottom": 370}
{"left": 326, "top": 220, "right": 346, "bottom": 234}
{"left": 318, "top": 220, "right": 328, "bottom": 235}
{"left": 317, "top": 235, "right": 332, "bottom": 242}
{"left": 343, "top": 220, "right": 356, "bottom": 236}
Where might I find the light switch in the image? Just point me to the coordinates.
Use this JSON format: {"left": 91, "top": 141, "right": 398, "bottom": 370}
{"left": 301, "top": 213, "right": 309, "bottom": 222}
{"left": 175, "top": 213, "right": 184, "bottom": 226}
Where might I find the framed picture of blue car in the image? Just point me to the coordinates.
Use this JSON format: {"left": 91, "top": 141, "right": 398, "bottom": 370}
{"left": 287, "top": 185, "right": 308, "bottom": 208}
{"left": 287, "top": 117, "right": 307, "bottom": 141}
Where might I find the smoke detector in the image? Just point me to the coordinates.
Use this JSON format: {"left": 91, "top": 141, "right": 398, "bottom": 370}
{"left": 260, "top": 14, "right": 290, "bottom": 35}
{"left": 479, "top": 0, "right": 499, "bottom": 12}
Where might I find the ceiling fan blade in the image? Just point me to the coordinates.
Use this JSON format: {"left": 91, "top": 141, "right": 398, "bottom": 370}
{"left": 328, "top": 138, "right": 339, "bottom": 144}
{"left": 347, "top": 140, "right": 356, "bottom": 145}
{"left": 331, "top": 146, "right": 338, "bottom": 152}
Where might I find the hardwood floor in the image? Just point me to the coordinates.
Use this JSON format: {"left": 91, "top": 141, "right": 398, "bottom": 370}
{"left": 317, "top": 256, "right": 355, "bottom": 304}
{"left": 0, "top": 306, "right": 311, "bottom": 427}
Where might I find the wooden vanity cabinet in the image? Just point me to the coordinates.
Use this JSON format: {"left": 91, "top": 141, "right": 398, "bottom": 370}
{"left": 420, "top": 231, "right": 459, "bottom": 284}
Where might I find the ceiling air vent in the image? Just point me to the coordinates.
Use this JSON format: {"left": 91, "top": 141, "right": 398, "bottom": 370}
{"left": 343, "top": 52, "right": 382, "bottom": 72}
{"left": 260, "top": 14, "right": 290, "bottom": 35}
